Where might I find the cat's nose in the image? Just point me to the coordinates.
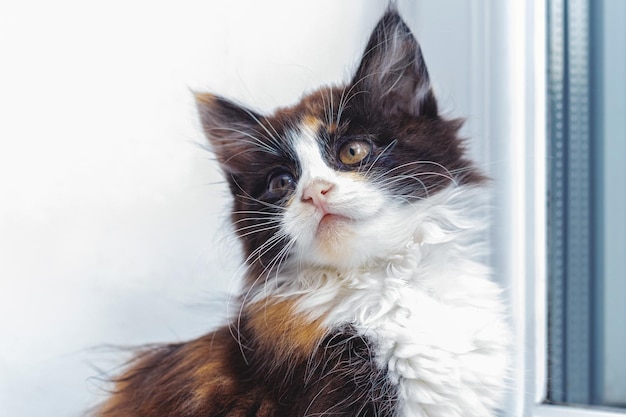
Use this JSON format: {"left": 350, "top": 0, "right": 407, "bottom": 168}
{"left": 302, "top": 179, "right": 334, "bottom": 209}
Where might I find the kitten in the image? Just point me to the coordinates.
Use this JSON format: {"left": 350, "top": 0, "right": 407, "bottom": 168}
{"left": 96, "top": 7, "right": 510, "bottom": 417}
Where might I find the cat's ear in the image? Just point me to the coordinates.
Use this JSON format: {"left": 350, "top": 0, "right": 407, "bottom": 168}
{"left": 195, "top": 93, "right": 263, "bottom": 174}
{"left": 350, "top": 8, "right": 437, "bottom": 117}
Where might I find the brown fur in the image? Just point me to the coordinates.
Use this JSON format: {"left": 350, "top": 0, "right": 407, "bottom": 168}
{"left": 246, "top": 299, "right": 328, "bottom": 366}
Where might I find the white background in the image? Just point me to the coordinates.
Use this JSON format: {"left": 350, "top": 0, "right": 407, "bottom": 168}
{"left": 0, "top": 1, "right": 543, "bottom": 416}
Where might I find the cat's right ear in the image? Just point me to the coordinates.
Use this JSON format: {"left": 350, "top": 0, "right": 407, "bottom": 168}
{"left": 350, "top": 7, "right": 438, "bottom": 118}
{"left": 195, "top": 93, "right": 263, "bottom": 174}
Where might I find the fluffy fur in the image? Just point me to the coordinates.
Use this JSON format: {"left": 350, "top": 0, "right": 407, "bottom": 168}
{"left": 96, "top": 7, "right": 509, "bottom": 417}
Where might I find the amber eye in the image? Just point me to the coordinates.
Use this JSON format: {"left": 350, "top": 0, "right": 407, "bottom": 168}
{"left": 267, "top": 172, "right": 295, "bottom": 198}
{"left": 338, "top": 140, "right": 372, "bottom": 165}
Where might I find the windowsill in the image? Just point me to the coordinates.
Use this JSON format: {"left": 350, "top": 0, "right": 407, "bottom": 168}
{"left": 535, "top": 404, "right": 626, "bottom": 417}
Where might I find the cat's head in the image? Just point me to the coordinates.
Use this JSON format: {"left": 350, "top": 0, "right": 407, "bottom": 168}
{"left": 196, "top": 9, "right": 483, "bottom": 280}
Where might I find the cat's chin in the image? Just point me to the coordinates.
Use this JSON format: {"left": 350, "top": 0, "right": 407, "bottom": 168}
{"left": 294, "top": 208, "right": 414, "bottom": 270}
{"left": 311, "top": 214, "right": 355, "bottom": 263}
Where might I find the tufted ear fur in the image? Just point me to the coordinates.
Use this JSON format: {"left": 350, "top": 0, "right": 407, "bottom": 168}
{"left": 195, "top": 93, "right": 266, "bottom": 174}
{"left": 350, "top": 7, "right": 437, "bottom": 118}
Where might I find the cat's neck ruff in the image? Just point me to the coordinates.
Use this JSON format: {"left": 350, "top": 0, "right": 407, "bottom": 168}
{"left": 251, "top": 184, "right": 492, "bottom": 311}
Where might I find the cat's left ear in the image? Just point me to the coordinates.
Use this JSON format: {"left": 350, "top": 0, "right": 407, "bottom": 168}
{"left": 195, "top": 92, "right": 263, "bottom": 174}
{"left": 350, "top": 8, "right": 437, "bottom": 118}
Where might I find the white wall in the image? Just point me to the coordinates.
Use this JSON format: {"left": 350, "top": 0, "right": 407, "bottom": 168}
{"left": 0, "top": 1, "right": 541, "bottom": 416}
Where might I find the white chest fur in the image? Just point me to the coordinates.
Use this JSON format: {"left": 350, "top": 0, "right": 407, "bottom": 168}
{"left": 295, "top": 243, "right": 508, "bottom": 417}
{"left": 352, "top": 254, "right": 508, "bottom": 417}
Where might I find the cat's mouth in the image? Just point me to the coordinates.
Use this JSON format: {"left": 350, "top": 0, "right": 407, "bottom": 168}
{"left": 316, "top": 213, "right": 352, "bottom": 235}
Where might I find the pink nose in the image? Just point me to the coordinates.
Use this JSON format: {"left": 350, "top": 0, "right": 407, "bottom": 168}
{"left": 302, "top": 179, "right": 334, "bottom": 209}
